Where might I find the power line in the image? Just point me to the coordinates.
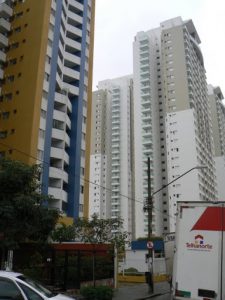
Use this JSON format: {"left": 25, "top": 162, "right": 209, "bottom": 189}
{"left": 0, "top": 140, "right": 176, "bottom": 220}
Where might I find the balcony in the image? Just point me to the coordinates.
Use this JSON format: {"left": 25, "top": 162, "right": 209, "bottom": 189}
{"left": 0, "top": 49, "right": 5, "bottom": 62}
{"left": 67, "top": 10, "right": 83, "bottom": 26}
{"left": 48, "top": 187, "right": 68, "bottom": 202}
{"left": 64, "top": 66, "right": 80, "bottom": 81}
{"left": 112, "top": 162, "right": 120, "bottom": 167}
{"left": 62, "top": 82, "right": 79, "bottom": 96}
{"left": 0, "top": 17, "right": 10, "bottom": 33}
{"left": 112, "top": 137, "right": 120, "bottom": 143}
{"left": 111, "top": 182, "right": 119, "bottom": 187}
{"left": 67, "top": 24, "right": 82, "bottom": 38}
{"left": 64, "top": 52, "right": 81, "bottom": 68}
{"left": 52, "top": 128, "right": 70, "bottom": 147}
{"left": 142, "top": 131, "right": 151, "bottom": 139}
{"left": 49, "top": 166, "right": 68, "bottom": 183}
{"left": 142, "top": 139, "right": 151, "bottom": 146}
{"left": 0, "top": 2, "right": 13, "bottom": 19}
{"left": 57, "top": 56, "right": 63, "bottom": 73}
{"left": 65, "top": 37, "right": 81, "bottom": 51}
{"left": 50, "top": 147, "right": 69, "bottom": 165}
{"left": 0, "top": 32, "right": 8, "bottom": 47}
{"left": 55, "top": 92, "right": 72, "bottom": 112}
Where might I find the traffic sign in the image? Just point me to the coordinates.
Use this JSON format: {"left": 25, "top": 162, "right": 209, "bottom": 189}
{"left": 147, "top": 241, "right": 154, "bottom": 249}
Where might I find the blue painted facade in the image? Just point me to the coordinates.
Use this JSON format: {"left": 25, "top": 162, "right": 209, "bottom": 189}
{"left": 67, "top": 0, "right": 88, "bottom": 219}
{"left": 41, "top": 0, "right": 89, "bottom": 219}
{"left": 131, "top": 240, "right": 164, "bottom": 252}
{"left": 42, "top": 0, "right": 63, "bottom": 196}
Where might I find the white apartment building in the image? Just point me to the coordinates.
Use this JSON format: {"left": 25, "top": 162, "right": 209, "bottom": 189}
{"left": 0, "top": 0, "right": 12, "bottom": 89}
{"left": 89, "top": 89, "right": 112, "bottom": 219}
{"left": 89, "top": 76, "right": 134, "bottom": 236}
{"left": 208, "top": 85, "right": 225, "bottom": 201}
{"left": 133, "top": 17, "right": 217, "bottom": 237}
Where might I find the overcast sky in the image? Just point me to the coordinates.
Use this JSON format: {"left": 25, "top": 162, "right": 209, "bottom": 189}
{"left": 93, "top": 0, "right": 225, "bottom": 97}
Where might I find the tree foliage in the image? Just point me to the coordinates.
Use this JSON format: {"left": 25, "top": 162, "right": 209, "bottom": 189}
{"left": 0, "top": 158, "right": 60, "bottom": 250}
{"left": 51, "top": 214, "right": 130, "bottom": 250}
{"left": 137, "top": 236, "right": 163, "bottom": 241}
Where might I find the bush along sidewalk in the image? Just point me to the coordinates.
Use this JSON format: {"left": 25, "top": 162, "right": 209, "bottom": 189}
{"left": 80, "top": 286, "right": 114, "bottom": 300}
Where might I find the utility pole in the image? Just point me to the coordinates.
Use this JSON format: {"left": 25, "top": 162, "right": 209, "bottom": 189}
{"left": 147, "top": 157, "right": 154, "bottom": 293}
{"left": 144, "top": 163, "right": 206, "bottom": 294}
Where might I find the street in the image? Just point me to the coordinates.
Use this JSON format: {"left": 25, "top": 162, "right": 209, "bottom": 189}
{"left": 153, "top": 294, "right": 171, "bottom": 300}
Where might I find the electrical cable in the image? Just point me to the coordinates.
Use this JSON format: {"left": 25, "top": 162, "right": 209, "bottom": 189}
{"left": 0, "top": 140, "right": 176, "bottom": 220}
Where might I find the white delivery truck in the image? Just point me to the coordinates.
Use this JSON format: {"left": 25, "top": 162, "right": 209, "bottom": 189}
{"left": 172, "top": 201, "right": 225, "bottom": 300}
{"left": 164, "top": 232, "right": 175, "bottom": 280}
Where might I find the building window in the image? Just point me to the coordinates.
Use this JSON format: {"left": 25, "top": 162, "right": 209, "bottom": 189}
{"left": 0, "top": 131, "right": 7, "bottom": 139}
{"left": 14, "top": 26, "right": 21, "bottom": 33}
{"left": 39, "top": 129, "right": 45, "bottom": 139}
{"left": 5, "top": 93, "right": 13, "bottom": 101}
{"left": 45, "top": 73, "right": 49, "bottom": 81}
{"left": 52, "top": 119, "right": 64, "bottom": 130}
{"left": 80, "top": 185, "right": 84, "bottom": 194}
{"left": 7, "top": 75, "right": 15, "bottom": 82}
{"left": 2, "top": 112, "right": 10, "bottom": 119}
{"left": 9, "top": 58, "right": 17, "bottom": 65}
{"left": 11, "top": 42, "right": 19, "bottom": 49}
{"left": 0, "top": 151, "right": 5, "bottom": 157}
{"left": 79, "top": 204, "right": 83, "bottom": 212}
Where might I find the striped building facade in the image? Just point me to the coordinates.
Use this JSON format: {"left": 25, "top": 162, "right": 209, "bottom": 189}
{"left": 0, "top": 0, "right": 95, "bottom": 219}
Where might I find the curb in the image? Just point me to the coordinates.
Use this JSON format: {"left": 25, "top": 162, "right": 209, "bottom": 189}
{"left": 134, "top": 291, "right": 171, "bottom": 299}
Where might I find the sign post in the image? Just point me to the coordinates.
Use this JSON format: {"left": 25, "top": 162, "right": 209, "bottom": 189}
{"left": 146, "top": 240, "right": 154, "bottom": 293}
{"left": 147, "top": 241, "right": 154, "bottom": 250}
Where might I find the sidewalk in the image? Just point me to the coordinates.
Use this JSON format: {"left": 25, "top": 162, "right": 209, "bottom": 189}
{"left": 63, "top": 281, "right": 171, "bottom": 300}
{"left": 113, "top": 282, "right": 171, "bottom": 300}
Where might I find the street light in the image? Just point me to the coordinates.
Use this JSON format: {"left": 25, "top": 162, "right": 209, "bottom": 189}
{"left": 144, "top": 158, "right": 207, "bottom": 293}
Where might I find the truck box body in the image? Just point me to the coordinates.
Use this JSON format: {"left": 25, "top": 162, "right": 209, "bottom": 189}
{"left": 164, "top": 232, "right": 175, "bottom": 278}
{"left": 172, "top": 202, "right": 225, "bottom": 300}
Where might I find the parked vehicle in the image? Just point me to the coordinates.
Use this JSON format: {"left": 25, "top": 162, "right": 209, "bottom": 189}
{"left": 0, "top": 271, "right": 76, "bottom": 300}
{"left": 164, "top": 232, "right": 175, "bottom": 278}
{"left": 172, "top": 201, "right": 225, "bottom": 300}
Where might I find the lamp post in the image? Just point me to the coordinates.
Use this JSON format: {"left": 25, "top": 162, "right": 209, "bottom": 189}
{"left": 144, "top": 158, "right": 206, "bottom": 293}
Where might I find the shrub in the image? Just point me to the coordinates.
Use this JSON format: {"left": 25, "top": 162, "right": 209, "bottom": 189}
{"left": 80, "top": 285, "right": 113, "bottom": 300}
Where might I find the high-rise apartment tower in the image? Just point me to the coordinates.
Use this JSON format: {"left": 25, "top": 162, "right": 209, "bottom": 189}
{"left": 208, "top": 85, "right": 225, "bottom": 201}
{"left": 89, "top": 76, "right": 135, "bottom": 236}
{"left": 133, "top": 17, "right": 217, "bottom": 237}
{"left": 0, "top": 0, "right": 95, "bottom": 219}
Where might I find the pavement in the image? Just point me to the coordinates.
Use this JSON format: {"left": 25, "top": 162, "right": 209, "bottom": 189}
{"left": 64, "top": 281, "right": 171, "bottom": 300}
{"left": 112, "top": 281, "right": 171, "bottom": 300}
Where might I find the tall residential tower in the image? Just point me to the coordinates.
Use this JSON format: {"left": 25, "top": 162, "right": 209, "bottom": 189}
{"left": 133, "top": 17, "right": 217, "bottom": 237}
{"left": 89, "top": 76, "right": 135, "bottom": 236}
{"left": 208, "top": 85, "right": 225, "bottom": 201}
{"left": 0, "top": 0, "right": 95, "bottom": 219}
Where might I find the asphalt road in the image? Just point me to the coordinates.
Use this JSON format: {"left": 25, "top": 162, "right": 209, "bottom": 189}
{"left": 152, "top": 293, "right": 171, "bottom": 300}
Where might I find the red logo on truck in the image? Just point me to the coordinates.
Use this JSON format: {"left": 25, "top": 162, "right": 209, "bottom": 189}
{"left": 191, "top": 207, "right": 225, "bottom": 231}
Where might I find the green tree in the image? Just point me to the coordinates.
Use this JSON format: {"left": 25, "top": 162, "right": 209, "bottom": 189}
{"left": 51, "top": 223, "right": 76, "bottom": 243}
{"left": 0, "top": 158, "right": 59, "bottom": 254}
{"left": 52, "top": 214, "right": 130, "bottom": 250}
